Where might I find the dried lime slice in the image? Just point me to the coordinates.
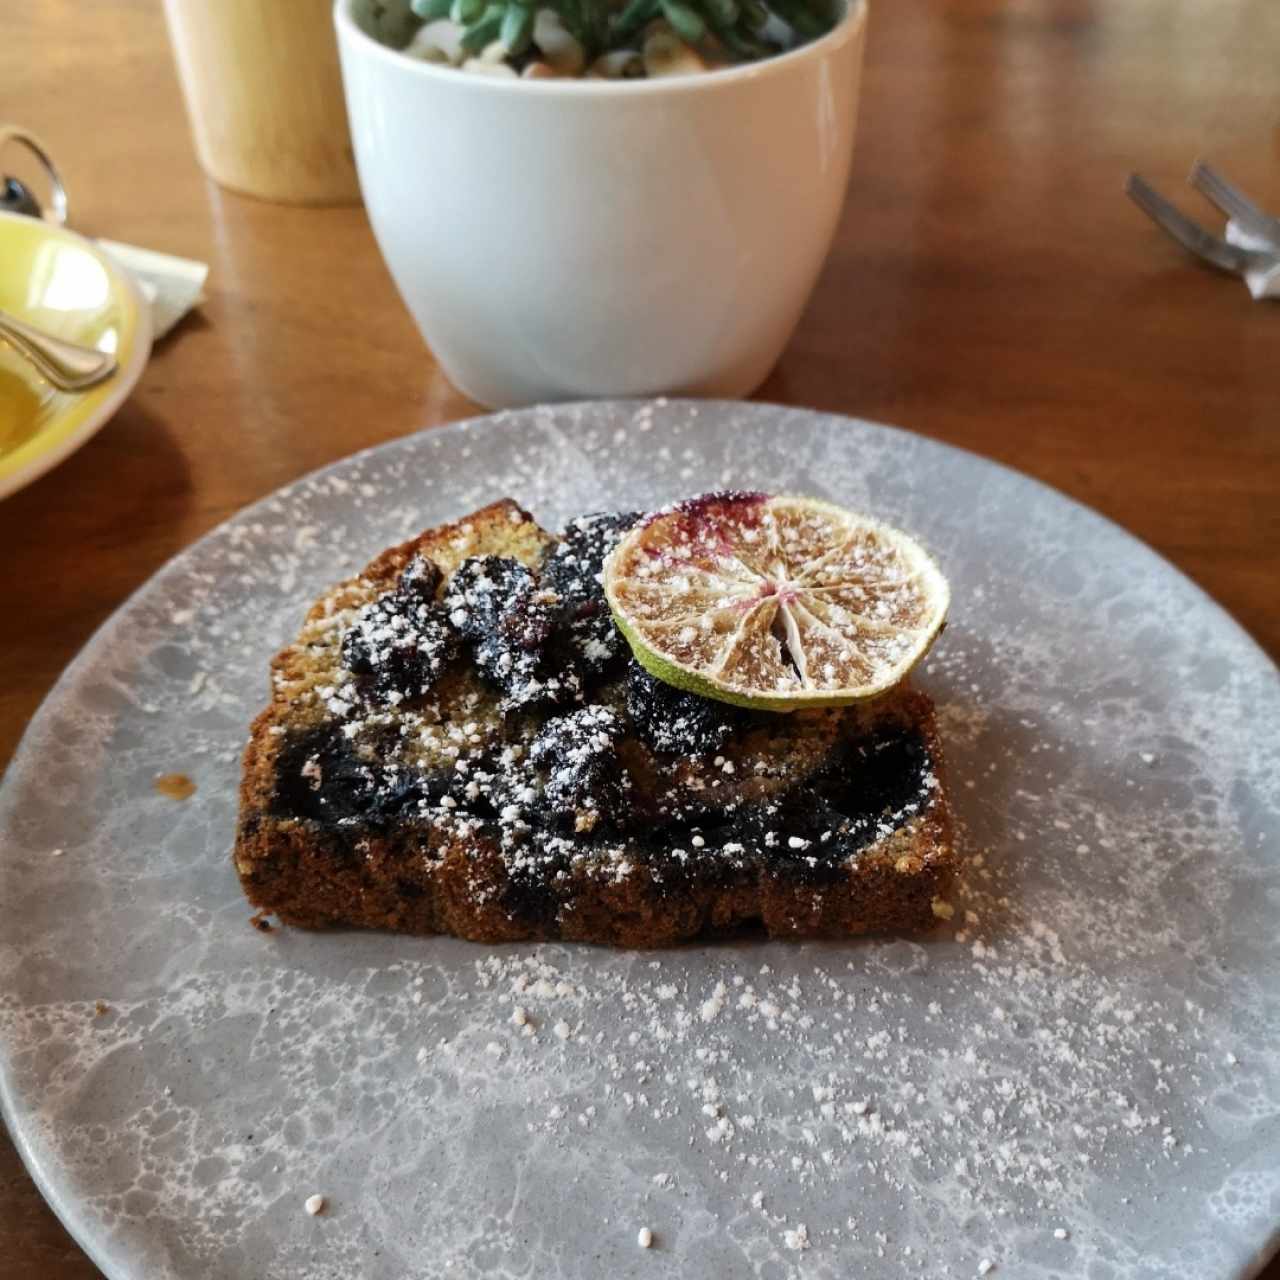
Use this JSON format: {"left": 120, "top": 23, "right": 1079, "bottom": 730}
{"left": 603, "top": 492, "right": 949, "bottom": 710}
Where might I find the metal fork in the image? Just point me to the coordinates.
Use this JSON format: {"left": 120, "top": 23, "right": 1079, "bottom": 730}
{"left": 1188, "top": 160, "right": 1280, "bottom": 249}
{"left": 1124, "top": 173, "right": 1275, "bottom": 275}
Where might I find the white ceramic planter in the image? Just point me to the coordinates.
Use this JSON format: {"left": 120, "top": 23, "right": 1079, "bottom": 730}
{"left": 335, "top": 0, "right": 866, "bottom": 408}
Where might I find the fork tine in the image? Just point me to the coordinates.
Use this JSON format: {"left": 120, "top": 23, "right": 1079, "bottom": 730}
{"left": 1188, "top": 160, "right": 1280, "bottom": 247}
{"left": 1125, "top": 173, "right": 1257, "bottom": 275}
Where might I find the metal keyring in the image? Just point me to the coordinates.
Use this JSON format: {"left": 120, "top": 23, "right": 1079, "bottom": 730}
{"left": 0, "top": 124, "right": 69, "bottom": 225}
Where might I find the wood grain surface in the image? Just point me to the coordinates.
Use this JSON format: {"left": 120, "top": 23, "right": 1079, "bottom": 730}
{"left": 2, "top": 1, "right": 1278, "bottom": 1276}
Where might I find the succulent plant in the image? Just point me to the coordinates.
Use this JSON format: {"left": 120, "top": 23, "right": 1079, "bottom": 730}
{"left": 405, "top": 0, "right": 837, "bottom": 77}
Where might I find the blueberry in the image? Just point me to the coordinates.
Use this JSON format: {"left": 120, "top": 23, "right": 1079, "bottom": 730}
{"left": 399, "top": 554, "right": 442, "bottom": 598}
{"left": 340, "top": 585, "right": 459, "bottom": 703}
{"left": 812, "top": 728, "right": 933, "bottom": 842}
{"left": 529, "top": 705, "right": 627, "bottom": 830}
{"left": 444, "top": 556, "right": 548, "bottom": 646}
{"left": 564, "top": 608, "right": 628, "bottom": 678}
{"left": 444, "top": 556, "right": 578, "bottom": 708}
{"left": 272, "top": 724, "right": 445, "bottom": 826}
{"left": 541, "top": 513, "right": 641, "bottom": 678}
{"left": 625, "top": 662, "right": 743, "bottom": 757}
{"left": 542, "top": 511, "right": 641, "bottom": 611}
{"left": 472, "top": 629, "right": 582, "bottom": 710}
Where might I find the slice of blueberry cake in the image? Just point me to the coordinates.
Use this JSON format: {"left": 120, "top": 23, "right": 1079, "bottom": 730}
{"left": 234, "top": 500, "right": 956, "bottom": 946}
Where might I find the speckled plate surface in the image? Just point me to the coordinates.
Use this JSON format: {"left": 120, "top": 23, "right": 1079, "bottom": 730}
{"left": 2, "top": 401, "right": 1278, "bottom": 1280}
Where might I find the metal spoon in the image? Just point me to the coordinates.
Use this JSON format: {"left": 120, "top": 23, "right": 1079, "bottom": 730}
{"left": 0, "top": 308, "right": 117, "bottom": 391}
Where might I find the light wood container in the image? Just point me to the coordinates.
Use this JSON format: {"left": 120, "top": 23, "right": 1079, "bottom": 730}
{"left": 163, "top": 0, "right": 361, "bottom": 205}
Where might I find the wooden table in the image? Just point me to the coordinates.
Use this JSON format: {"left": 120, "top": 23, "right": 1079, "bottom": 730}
{"left": 3, "top": 1, "right": 1278, "bottom": 1275}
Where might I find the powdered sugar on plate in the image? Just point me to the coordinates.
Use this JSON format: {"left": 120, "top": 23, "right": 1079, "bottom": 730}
{"left": 0, "top": 401, "right": 1277, "bottom": 1280}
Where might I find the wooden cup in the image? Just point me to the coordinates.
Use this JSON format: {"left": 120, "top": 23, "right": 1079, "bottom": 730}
{"left": 163, "top": 0, "right": 361, "bottom": 205}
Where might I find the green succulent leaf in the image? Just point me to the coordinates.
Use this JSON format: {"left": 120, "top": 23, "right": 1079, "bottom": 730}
{"left": 769, "top": 0, "right": 824, "bottom": 37}
{"left": 460, "top": 3, "right": 506, "bottom": 52}
{"left": 699, "top": 0, "right": 739, "bottom": 30}
{"left": 659, "top": 0, "right": 706, "bottom": 43}
{"left": 450, "top": 0, "right": 486, "bottom": 27}
{"left": 712, "top": 20, "right": 772, "bottom": 57}
{"left": 612, "top": 0, "right": 660, "bottom": 39}
{"left": 500, "top": 2, "right": 536, "bottom": 54}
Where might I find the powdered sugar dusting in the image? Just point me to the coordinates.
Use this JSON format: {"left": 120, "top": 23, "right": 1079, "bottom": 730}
{"left": 1, "top": 400, "right": 1277, "bottom": 1280}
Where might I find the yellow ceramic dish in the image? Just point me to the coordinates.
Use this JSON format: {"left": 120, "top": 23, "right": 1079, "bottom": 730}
{"left": 0, "top": 211, "right": 151, "bottom": 499}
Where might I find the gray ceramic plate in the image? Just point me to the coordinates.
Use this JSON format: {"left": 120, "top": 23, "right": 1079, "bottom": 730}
{"left": 2, "top": 401, "right": 1278, "bottom": 1280}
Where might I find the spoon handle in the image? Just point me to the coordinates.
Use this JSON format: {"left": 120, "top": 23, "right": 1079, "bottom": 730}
{"left": 0, "top": 307, "right": 117, "bottom": 391}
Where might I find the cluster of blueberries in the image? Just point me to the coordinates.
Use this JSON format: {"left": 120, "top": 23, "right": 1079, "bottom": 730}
{"left": 338, "top": 511, "right": 740, "bottom": 757}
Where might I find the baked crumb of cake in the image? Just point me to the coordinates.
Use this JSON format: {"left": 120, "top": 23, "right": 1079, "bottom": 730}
{"left": 155, "top": 772, "right": 196, "bottom": 800}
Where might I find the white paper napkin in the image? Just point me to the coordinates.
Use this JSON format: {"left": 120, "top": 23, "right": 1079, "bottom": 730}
{"left": 98, "top": 240, "right": 209, "bottom": 338}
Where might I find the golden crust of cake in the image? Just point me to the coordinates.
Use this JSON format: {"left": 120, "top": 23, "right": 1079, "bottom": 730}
{"left": 234, "top": 501, "right": 957, "bottom": 947}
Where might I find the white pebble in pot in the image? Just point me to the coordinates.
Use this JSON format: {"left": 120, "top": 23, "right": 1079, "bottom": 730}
{"left": 643, "top": 28, "right": 706, "bottom": 77}
{"left": 405, "top": 18, "right": 465, "bottom": 65}
{"left": 532, "top": 10, "right": 586, "bottom": 75}
{"left": 462, "top": 57, "right": 518, "bottom": 76}
{"left": 591, "top": 49, "right": 644, "bottom": 79}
